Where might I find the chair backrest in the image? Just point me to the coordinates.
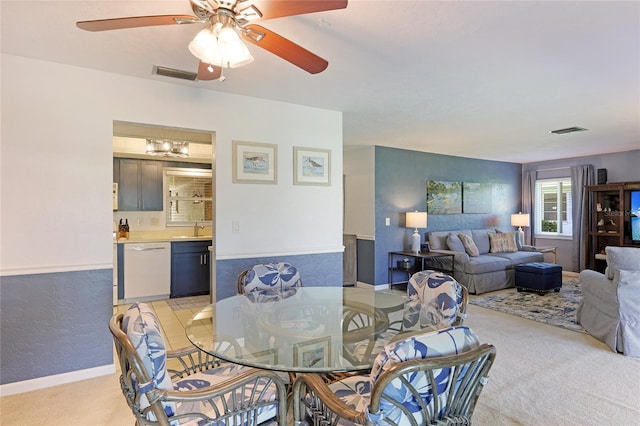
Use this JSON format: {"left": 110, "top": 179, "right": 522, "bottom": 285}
{"left": 110, "top": 303, "right": 175, "bottom": 426}
{"left": 403, "top": 270, "right": 468, "bottom": 330}
{"left": 367, "top": 326, "right": 496, "bottom": 425}
{"left": 605, "top": 246, "right": 640, "bottom": 279}
{"left": 237, "top": 262, "right": 302, "bottom": 294}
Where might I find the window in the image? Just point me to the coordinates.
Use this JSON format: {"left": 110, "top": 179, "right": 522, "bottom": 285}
{"left": 535, "top": 178, "right": 572, "bottom": 237}
{"left": 164, "top": 168, "right": 213, "bottom": 226}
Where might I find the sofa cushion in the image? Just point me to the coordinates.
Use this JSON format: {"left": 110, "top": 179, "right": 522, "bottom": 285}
{"left": 446, "top": 233, "right": 466, "bottom": 252}
{"left": 462, "top": 255, "right": 511, "bottom": 274}
{"left": 487, "top": 251, "right": 544, "bottom": 266}
{"left": 471, "top": 229, "right": 494, "bottom": 254}
{"left": 605, "top": 246, "right": 640, "bottom": 279}
{"left": 488, "top": 232, "right": 518, "bottom": 253}
{"left": 496, "top": 229, "right": 523, "bottom": 250}
{"left": 459, "top": 234, "right": 479, "bottom": 257}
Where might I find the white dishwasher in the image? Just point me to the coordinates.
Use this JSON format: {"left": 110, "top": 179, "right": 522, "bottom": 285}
{"left": 124, "top": 242, "right": 171, "bottom": 302}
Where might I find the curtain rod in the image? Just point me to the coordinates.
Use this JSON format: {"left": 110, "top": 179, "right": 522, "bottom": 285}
{"left": 534, "top": 166, "right": 571, "bottom": 172}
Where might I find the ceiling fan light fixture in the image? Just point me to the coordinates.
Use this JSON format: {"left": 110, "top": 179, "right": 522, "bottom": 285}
{"left": 188, "top": 22, "right": 253, "bottom": 68}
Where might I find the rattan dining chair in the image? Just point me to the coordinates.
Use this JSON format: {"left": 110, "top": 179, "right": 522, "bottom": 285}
{"left": 293, "top": 326, "right": 496, "bottom": 426}
{"left": 344, "top": 270, "right": 469, "bottom": 367}
{"left": 110, "top": 302, "right": 287, "bottom": 426}
{"left": 402, "top": 269, "right": 469, "bottom": 330}
{"left": 237, "top": 262, "right": 303, "bottom": 294}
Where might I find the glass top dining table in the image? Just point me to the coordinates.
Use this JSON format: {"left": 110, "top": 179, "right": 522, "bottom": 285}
{"left": 186, "top": 287, "right": 408, "bottom": 374}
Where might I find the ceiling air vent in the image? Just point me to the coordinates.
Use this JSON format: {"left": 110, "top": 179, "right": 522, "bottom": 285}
{"left": 153, "top": 65, "right": 197, "bottom": 81}
{"left": 550, "top": 126, "right": 588, "bottom": 135}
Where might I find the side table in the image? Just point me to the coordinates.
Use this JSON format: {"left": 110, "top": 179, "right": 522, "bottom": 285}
{"left": 388, "top": 251, "right": 455, "bottom": 288}
{"left": 535, "top": 246, "right": 557, "bottom": 264}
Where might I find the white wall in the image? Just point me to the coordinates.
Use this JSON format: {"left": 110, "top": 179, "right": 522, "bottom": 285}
{"left": 0, "top": 54, "right": 343, "bottom": 275}
{"left": 343, "top": 146, "right": 375, "bottom": 240}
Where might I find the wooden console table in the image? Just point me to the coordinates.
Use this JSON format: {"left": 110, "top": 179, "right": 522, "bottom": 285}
{"left": 535, "top": 246, "right": 557, "bottom": 264}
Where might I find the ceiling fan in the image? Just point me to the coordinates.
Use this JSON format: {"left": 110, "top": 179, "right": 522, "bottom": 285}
{"left": 76, "top": 0, "right": 348, "bottom": 81}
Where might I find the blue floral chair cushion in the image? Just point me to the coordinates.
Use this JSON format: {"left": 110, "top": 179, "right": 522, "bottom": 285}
{"left": 123, "top": 303, "right": 279, "bottom": 425}
{"left": 329, "top": 326, "right": 480, "bottom": 425}
{"left": 122, "top": 302, "right": 176, "bottom": 421}
{"left": 173, "top": 363, "right": 279, "bottom": 426}
{"left": 241, "top": 262, "right": 302, "bottom": 293}
{"left": 403, "top": 270, "right": 465, "bottom": 330}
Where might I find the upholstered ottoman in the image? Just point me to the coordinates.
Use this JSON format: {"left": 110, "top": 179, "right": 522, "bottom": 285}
{"left": 515, "top": 262, "right": 562, "bottom": 294}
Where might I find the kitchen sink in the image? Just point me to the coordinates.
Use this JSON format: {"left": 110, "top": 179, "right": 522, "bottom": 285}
{"left": 172, "top": 235, "right": 212, "bottom": 239}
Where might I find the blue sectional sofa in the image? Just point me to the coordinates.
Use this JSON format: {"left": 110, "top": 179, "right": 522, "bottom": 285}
{"left": 427, "top": 228, "right": 544, "bottom": 294}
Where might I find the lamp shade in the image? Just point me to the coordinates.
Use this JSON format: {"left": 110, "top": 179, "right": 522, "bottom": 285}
{"left": 406, "top": 211, "right": 427, "bottom": 229}
{"left": 188, "top": 25, "right": 254, "bottom": 68}
{"left": 511, "top": 212, "right": 530, "bottom": 228}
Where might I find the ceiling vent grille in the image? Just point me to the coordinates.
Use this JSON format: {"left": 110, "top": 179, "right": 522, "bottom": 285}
{"left": 153, "top": 65, "right": 197, "bottom": 81}
{"left": 550, "top": 126, "right": 588, "bottom": 135}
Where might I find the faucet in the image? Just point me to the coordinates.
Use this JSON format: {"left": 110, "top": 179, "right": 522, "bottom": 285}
{"left": 193, "top": 221, "right": 205, "bottom": 237}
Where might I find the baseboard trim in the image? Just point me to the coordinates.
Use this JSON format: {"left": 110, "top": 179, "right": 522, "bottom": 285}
{"left": 0, "top": 364, "right": 115, "bottom": 396}
{"left": 355, "top": 281, "right": 390, "bottom": 291}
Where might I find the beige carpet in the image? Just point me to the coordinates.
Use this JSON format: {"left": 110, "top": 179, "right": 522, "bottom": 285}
{"left": 466, "top": 303, "right": 640, "bottom": 425}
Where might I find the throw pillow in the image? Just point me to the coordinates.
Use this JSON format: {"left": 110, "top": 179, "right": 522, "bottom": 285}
{"left": 496, "top": 229, "right": 523, "bottom": 250}
{"left": 488, "top": 232, "right": 518, "bottom": 253}
{"left": 446, "top": 233, "right": 466, "bottom": 252}
{"left": 458, "top": 234, "right": 479, "bottom": 257}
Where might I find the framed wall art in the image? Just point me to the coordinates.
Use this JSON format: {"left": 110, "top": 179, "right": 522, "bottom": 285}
{"left": 427, "top": 181, "right": 462, "bottom": 214}
{"left": 232, "top": 140, "right": 277, "bottom": 184}
{"left": 462, "top": 182, "right": 492, "bottom": 213}
{"left": 293, "top": 146, "right": 331, "bottom": 186}
{"left": 293, "top": 336, "right": 331, "bottom": 368}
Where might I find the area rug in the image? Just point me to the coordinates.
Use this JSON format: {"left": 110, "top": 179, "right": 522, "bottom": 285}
{"left": 469, "top": 278, "right": 585, "bottom": 333}
{"left": 165, "top": 295, "right": 210, "bottom": 311}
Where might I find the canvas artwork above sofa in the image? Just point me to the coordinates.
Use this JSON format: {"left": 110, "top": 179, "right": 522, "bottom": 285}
{"left": 428, "top": 228, "right": 544, "bottom": 294}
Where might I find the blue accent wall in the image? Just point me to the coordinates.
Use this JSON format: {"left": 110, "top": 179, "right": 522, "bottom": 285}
{"left": 373, "top": 146, "right": 522, "bottom": 285}
{"left": 216, "top": 252, "right": 342, "bottom": 301}
{"left": 0, "top": 270, "right": 113, "bottom": 385}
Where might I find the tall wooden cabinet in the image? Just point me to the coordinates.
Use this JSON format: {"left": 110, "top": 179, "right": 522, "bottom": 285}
{"left": 584, "top": 182, "right": 640, "bottom": 272}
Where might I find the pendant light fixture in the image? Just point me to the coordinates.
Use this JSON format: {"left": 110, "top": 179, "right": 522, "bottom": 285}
{"left": 146, "top": 139, "right": 190, "bottom": 158}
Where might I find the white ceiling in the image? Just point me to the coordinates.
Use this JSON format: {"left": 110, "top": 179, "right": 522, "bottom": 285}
{"left": 2, "top": 1, "right": 639, "bottom": 164}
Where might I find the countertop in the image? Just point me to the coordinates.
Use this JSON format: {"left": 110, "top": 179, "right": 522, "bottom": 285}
{"left": 114, "top": 230, "right": 213, "bottom": 244}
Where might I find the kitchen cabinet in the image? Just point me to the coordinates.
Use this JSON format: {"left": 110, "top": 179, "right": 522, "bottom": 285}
{"left": 115, "top": 158, "right": 163, "bottom": 211}
{"left": 171, "top": 241, "right": 211, "bottom": 297}
{"left": 114, "top": 158, "right": 212, "bottom": 212}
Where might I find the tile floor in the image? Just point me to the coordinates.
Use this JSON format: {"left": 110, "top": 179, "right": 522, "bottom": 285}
{"left": 0, "top": 299, "right": 209, "bottom": 426}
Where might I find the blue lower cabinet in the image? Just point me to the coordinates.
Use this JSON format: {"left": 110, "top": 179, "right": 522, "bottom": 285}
{"left": 171, "top": 241, "right": 211, "bottom": 298}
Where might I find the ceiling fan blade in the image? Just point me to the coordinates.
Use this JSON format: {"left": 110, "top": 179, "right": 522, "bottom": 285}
{"left": 197, "top": 62, "right": 222, "bottom": 81}
{"left": 76, "top": 15, "right": 200, "bottom": 32}
{"left": 242, "top": 24, "right": 328, "bottom": 74}
{"left": 240, "top": 1, "right": 347, "bottom": 21}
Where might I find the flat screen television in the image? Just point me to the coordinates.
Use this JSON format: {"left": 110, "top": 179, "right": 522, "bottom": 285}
{"left": 630, "top": 190, "right": 640, "bottom": 244}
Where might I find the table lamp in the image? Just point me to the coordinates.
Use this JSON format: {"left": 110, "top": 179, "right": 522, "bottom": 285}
{"left": 511, "top": 212, "right": 530, "bottom": 247}
{"left": 406, "top": 211, "right": 427, "bottom": 253}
